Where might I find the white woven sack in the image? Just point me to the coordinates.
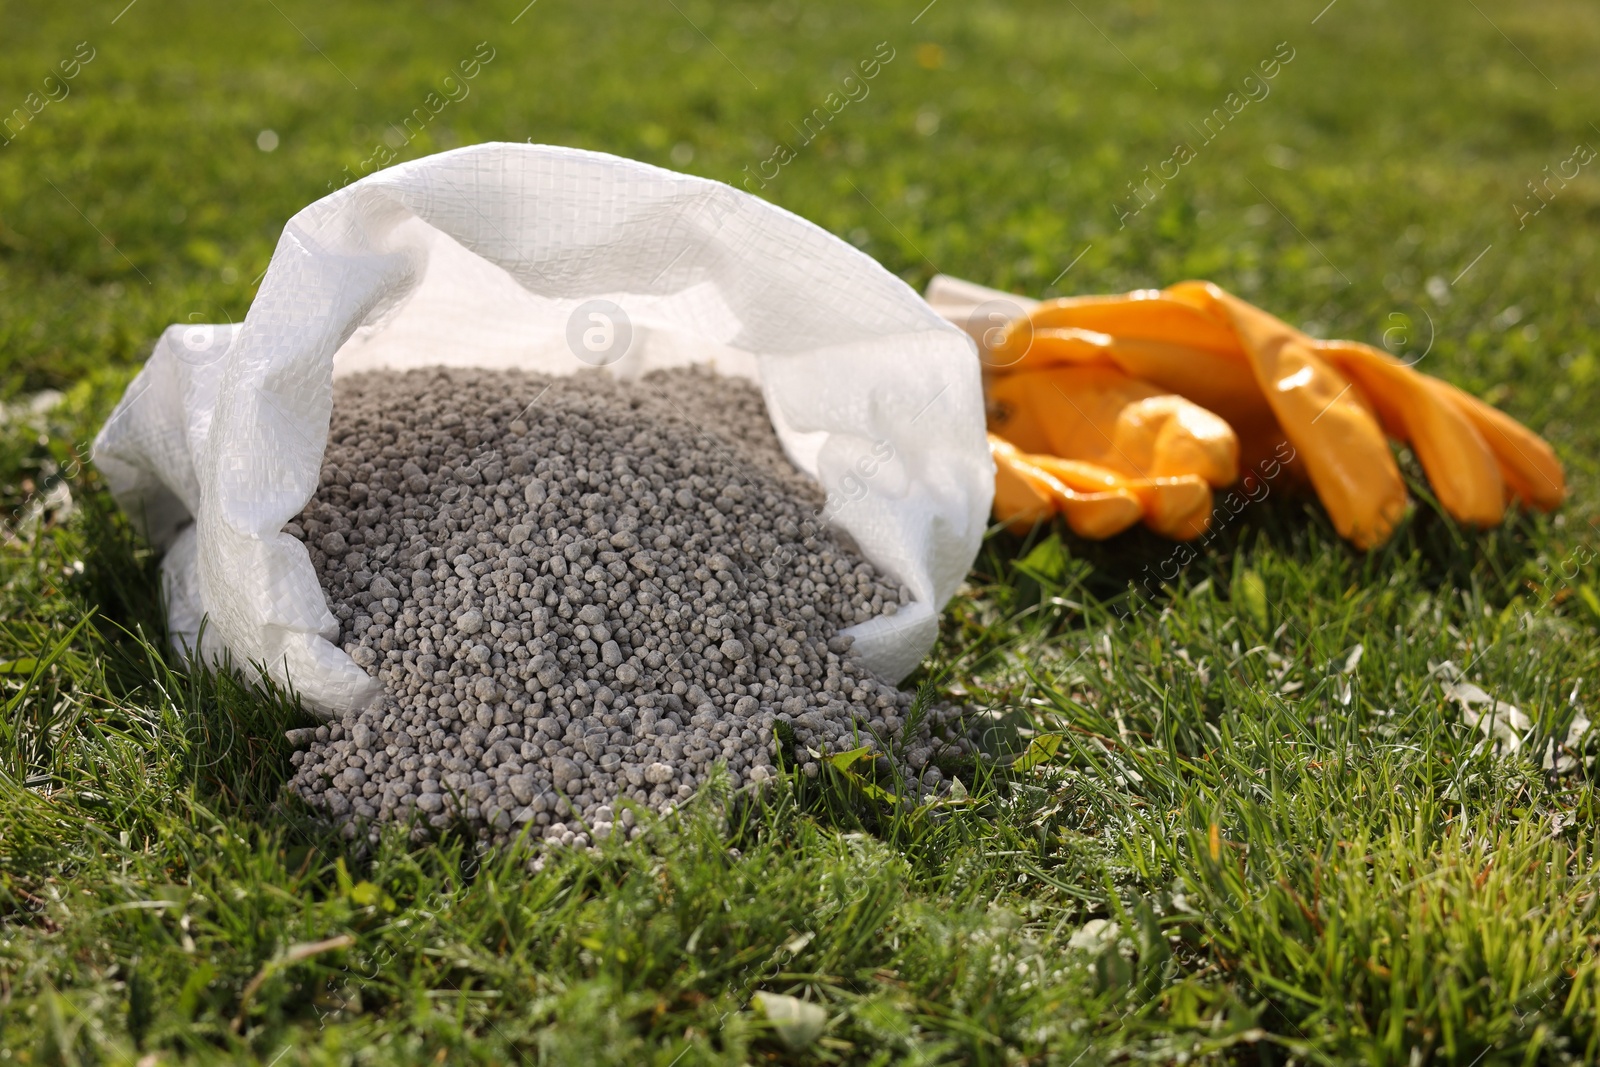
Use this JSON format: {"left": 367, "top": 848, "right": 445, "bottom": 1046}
{"left": 93, "top": 143, "right": 992, "bottom": 718}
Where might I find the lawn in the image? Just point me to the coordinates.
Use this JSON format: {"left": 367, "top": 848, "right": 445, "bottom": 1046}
{"left": 3, "top": 0, "right": 1600, "bottom": 1063}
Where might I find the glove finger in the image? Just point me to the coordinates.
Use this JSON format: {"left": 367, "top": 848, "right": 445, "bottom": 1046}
{"left": 1054, "top": 486, "right": 1145, "bottom": 540}
{"left": 1128, "top": 476, "right": 1213, "bottom": 540}
{"left": 1030, "top": 454, "right": 1214, "bottom": 540}
{"left": 1316, "top": 341, "right": 1506, "bottom": 527}
{"left": 1200, "top": 286, "right": 1408, "bottom": 548}
{"left": 989, "top": 436, "right": 1143, "bottom": 539}
{"left": 1430, "top": 378, "right": 1566, "bottom": 511}
{"left": 990, "top": 434, "right": 1060, "bottom": 533}
{"left": 1112, "top": 395, "right": 1239, "bottom": 486}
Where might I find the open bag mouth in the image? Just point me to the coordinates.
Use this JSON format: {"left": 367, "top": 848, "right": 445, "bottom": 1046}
{"left": 92, "top": 142, "right": 993, "bottom": 718}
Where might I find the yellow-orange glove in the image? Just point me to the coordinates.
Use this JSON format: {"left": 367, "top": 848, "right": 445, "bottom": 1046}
{"left": 935, "top": 277, "right": 1566, "bottom": 549}
{"left": 987, "top": 366, "right": 1237, "bottom": 540}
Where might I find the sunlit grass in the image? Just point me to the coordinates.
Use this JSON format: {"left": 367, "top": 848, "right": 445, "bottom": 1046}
{"left": 3, "top": 0, "right": 1599, "bottom": 1062}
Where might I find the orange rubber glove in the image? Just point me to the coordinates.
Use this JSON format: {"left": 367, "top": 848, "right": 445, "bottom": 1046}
{"left": 987, "top": 366, "right": 1236, "bottom": 539}
{"left": 933, "top": 276, "right": 1566, "bottom": 549}
{"left": 990, "top": 434, "right": 1144, "bottom": 539}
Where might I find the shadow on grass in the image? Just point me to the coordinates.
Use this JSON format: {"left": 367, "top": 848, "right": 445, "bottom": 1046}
{"left": 59, "top": 487, "right": 327, "bottom": 832}
{"left": 967, "top": 470, "right": 1551, "bottom": 637}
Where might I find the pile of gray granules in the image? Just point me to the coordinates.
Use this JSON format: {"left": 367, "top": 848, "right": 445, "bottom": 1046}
{"left": 285, "top": 366, "right": 972, "bottom": 847}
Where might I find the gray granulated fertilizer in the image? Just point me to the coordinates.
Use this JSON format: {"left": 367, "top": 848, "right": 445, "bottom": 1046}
{"left": 284, "top": 366, "right": 971, "bottom": 848}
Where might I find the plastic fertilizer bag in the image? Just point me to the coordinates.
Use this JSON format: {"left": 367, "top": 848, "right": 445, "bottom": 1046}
{"left": 93, "top": 143, "right": 991, "bottom": 718}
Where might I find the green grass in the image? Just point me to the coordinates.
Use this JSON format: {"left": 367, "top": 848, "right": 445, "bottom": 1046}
{"left": 3, "top": 0, "right": 1600, "bottom": 1062}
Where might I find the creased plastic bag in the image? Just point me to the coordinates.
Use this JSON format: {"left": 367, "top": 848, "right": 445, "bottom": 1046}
{"left": 93, "top": 143, "right": 991, "bottom": 717}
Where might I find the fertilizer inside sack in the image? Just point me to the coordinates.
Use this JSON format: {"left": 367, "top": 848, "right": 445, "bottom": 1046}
{"left": 284, "top": 366, "right": 972, "bottom": 846}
